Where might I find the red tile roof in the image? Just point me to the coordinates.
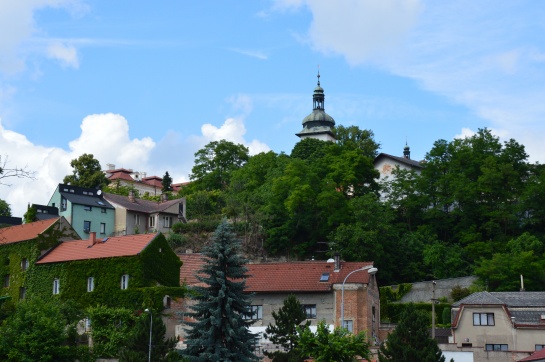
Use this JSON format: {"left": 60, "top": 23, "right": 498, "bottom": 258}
{"left": 519, "top": 348, "right": 545, "bottom": 361}
{"left": 36, "top": 233, "right": 158, "bottom": 264}
{"left": 142, "top": 176, "right": 163, "bottom": 187}
{"left": 0, "top": 218, "right": 60, "bottom": 245}
{"left": 178, "top": 254, "right": 374, "bottom": 293}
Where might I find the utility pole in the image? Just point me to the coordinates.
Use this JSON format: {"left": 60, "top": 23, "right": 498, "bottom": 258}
{"left": 431, "top": 281, "right": 436, "bottom": 340}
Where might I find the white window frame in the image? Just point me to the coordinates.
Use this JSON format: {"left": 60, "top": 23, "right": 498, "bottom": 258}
{"left": 149, "top": 216, "right": 156, "bottom": 228}
{"left": 53, "top": 278, "right": 60, "bottom": 295}
{"left": 473, "top": 312, "right": 495, "bottom": 326}
{"left": 100, "top": 223, "right": 106, "bottom": 235}
{"left": 163, "top": 216, "right": 172, "bottom": 228}
{"left": 343, "top": 320, "right": 354, "bottom": 332}
{"left": 121, "top": 274, "right": 129, "bottom": 290}
{"left": 87, "top": 277, "right": 95, "bottom": 292}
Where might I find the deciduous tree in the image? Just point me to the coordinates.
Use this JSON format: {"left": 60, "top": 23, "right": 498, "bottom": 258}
{"left": 63, "top": 153, "right": 109, "bottom": 189}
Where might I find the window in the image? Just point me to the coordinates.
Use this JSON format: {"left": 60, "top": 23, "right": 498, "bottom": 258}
{"left": 485, "top": 344, "right": 508, "bottom": 351}
{"left": 84, "top": 220, "right": 91, "bottom": 233}
{"left": 87, "top": 277, "right": 95, "bottom": 292}
{"left": 21, "top": 258, "right": 29, "bottom": 271}
{"left": 536, "top": 345, "right": 545, "bottom": 351}
{"left": 53, "top": 278, "right": 60, "bottom": 295}
{"left": 302, "top": 304, "right": 317, "bottom": 319}
{"left": 101, "top": 208, "right": 106, "bottom": 213}
{"left": 473, "top": 313, "right": 495, "bottom": 326}
{"left": 3, "top": 274, "right": 9, "bottom": 288}
{"left": 84, "top": 205, "right": 92, "bottom": 211}
{"left": 342, "top": 320, "right": 353, "bottom": 332}
{"left": 61, "top": 197, "right": 67, "bottom": 211}
{"left": 121, "top": 274, "right": 129, "bottom": 290}
{"left": 149, "top": 216, "right": 156, "bottom": 228}
{"left": 243, "top": 305, "right": 263, "bottom": 320}
{"left": 100, "top": 223, "right": 106, "bottom": 235}
{"left": 19, "top": 287, "right": 26, "bottom": 300}
{"left": 163, "top": 216, "right": 172, "bottom": 228}
{"left": 135, "top": 214, "right": 140, "bottom": 225}
{"left": 320, "top": 272, "right": 330, "bottom": 282}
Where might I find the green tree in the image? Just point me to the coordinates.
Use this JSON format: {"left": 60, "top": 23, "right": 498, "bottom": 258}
{"left": 0, "top": 199, "right": 11, "bottom": 217}
{"left": 264, "top": 295, "right": 309, "bottom": 362}
{"left": 0, "top": 299, "right": 82, "bottom": 361}
{"left": 190, "top": 140, "right": 249, "bottom": 191}
{"left": 23, "top": 203, "right": 36, "bottom": 223}
{"left": 86, "top": 305, "right": 137, "bottom": 358}
{"left": 181, "top": 220, "right": 258, "bottom": 362}
{"left": 162, "top": 171, "right": 173, "bottom": 193}
{"left": 291, "top": 138, "right": 329, "bottom": 161}
{"left": 119, "top": 310, "right": 180, "bottom": 362}
{"left": 333, "top": 125, "right": 380, "bottom": 158}
{"left": 379, "top": 303, "right": 449, "bottom": 362}
{"left": 63, "top": 153, "right": 109, "bottom": 189}
{"left": 296, "top": 320, "right": 371, "bottom": 362}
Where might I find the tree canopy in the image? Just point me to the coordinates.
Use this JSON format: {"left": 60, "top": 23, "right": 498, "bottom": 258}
{"left": 63, "top": 153, "right": 110, "bottom": 189}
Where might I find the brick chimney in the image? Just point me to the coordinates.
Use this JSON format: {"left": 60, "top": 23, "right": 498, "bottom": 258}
{"left": 89, "top": 232, "right": 97, "bottom": 245}
{"left": 334, "top": 253, "right": 341, "bottom": 272}
{"left": 129, "top": 190, "right": 135, "bottom": 202}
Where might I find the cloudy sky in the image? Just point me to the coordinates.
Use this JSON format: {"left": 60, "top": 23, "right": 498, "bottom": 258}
{"left": 1, "top": 0, "right": 544, "bottom": 217}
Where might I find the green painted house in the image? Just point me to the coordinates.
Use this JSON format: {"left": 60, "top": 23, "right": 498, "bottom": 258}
{"left": 48, "top": 183, "right": 115, "bottom": 240}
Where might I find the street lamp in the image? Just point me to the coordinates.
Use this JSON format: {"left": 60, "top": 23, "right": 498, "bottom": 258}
{"left": 340, "top": 265, "right": 378, "bottom": 331}
{"left": 144, "top": 308, "right": 152, "bottom": 362}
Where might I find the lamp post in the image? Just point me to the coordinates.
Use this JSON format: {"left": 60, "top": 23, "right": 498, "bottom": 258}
{"left": 340, "top": 265, "right": 378, "bottom": 331}
{"left": 431, "top": 281, "right": 437, "bottom": 340}
{"left": 144, "top": 308, "right": 152, "bottom": 362}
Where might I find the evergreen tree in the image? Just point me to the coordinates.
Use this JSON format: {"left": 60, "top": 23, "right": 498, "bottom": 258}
{"left": 181, "top": 220, "right": 258, "bottom": 362}
{"left": 118, "top": 311, "right": 180, "bottom": 362}
{"left": 162, "top": 171, "right": 173, "bottom": 193}
{"left": 379, "top": 303, "right": 450, "bottom": 362}
{"left": 264, "top": 294, "right": 309, "bottom": 362}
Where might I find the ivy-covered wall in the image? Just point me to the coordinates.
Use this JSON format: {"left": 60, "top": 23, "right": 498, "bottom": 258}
{"left": 27, "top": 233, "right": 185, "bottom": 309}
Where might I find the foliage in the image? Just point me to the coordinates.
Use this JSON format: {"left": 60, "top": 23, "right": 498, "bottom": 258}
{"left": 379, "top": 304, "right": 450, "bottom": 362}
{"left": 381, "top": 302, "right": 451, "bottom": 325}
{"left": 23, "top": 204, "right": 36, "bottom": 223}
{"left": 181, "top": 220, "right": 258, "bottom": 362}
{"left": 104, "top": 181, "right": 140, "bottom": 197}
{"left": 0, "top": 155, "right": 36, "bottom": 187}
{"left": 264, "top": 295, "right": 309, "bottom": 362}
{"left": 450, "top": 285, "right": 471, "bottom": 302}
{"left": 0, "top": 298, "right": 82, "bottom": 361}
{"left": 162, "top": 171, "right": 173, "bottom": 193}
{"left": 333, "top": 125, "right": 380, "bottom": 158}
{"left": 86, "top": 305, "right": 138, "bottom": 358}
{"left": 0, "top": 199, "right": 11, "bottom": 217}
{"left": 296, "top": 320, "right": 371, "bottom": 362}
{"left": 290, "top": 138, "right": 329, "bottom": 161}
{"left": 63, "top": 153, "right": 110, "bottom": 189}
{"left": 118, "top": 310, "right": 181, "bottom": 361}
{"left": 190, "top": 140, "right": 249, "bottom": 191}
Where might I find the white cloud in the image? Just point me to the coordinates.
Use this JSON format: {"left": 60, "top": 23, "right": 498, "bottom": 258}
{"left": 0, "top": 0, "right": 87, "bottom": 74}
{"left": 46, "top": 41, "right": 79, "bottom": 68}
{"left": 228, "top": 48, "right": 268, "bottom": 60}
{"left": 199, "top": 117, "right": 271, "bottom": 155}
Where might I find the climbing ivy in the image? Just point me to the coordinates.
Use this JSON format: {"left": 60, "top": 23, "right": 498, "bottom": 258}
{"left": 27, "top": 233, "right": 185, "bottom": 310}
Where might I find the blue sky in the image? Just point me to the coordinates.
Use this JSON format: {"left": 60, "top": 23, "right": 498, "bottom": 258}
{"left": 1, "top": 0, "right": 545, "bottom": 217}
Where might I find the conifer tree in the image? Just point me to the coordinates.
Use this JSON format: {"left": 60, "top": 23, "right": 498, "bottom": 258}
{"left": 264, "top": 295, "right": 309, "bottom": 361}
{"left": 379, "top": 303, "right": 451, "bottom": 362}
{"left": 162, "top": 171, "right": 173, "bottom": 193}
{"left": 181, "top": 220, "right": 259, "bottom": 362}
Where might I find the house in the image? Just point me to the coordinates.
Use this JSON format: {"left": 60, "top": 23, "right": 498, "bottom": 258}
{"left": 32, "top": 232, "right": 183, "bottom": 312}
{"left": 374, "top": 144, "right": 423, "bottom": 183}
{"left": 31, "top": 204, "right": 59, "bottom": 220}
{"left": 47, "top": 183, "right": 115, "bottom": 240}
{"left": 0, "top": 217, "right": 79, "bottom": 303}
{"left": 296, "top": 72, "right": 336, "bottom": 142}
{"left": 0, "top": 216, "right": 22, "bottom": 227}
{"left": 103, "top": 192, "right": 186, "bottom": 236}
{"left": 445, "top": 291, "right": 545, "bottom": 361}
{"left": 105, "top": 164, "right": 174, "bottom": 196}
{"left": 177, "top": 253, "right": 380, "bottom": 354}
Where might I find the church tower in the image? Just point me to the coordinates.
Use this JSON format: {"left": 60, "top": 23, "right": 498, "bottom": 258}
{"left": 296, "top": 71, "right": 336, "bottom": 142}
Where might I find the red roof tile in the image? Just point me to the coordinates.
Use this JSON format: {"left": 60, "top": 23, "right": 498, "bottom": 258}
{"left": 36, "top": 233, "right": 158, "bottom": 264}
{"left": 519, "top": 348, "right": 545, "bottom": 361}
{"left": 178, "top": 254, "right": 374, "bottom": 293}
{"left": 0, "top": 218, "right": 60, "bottom": 245}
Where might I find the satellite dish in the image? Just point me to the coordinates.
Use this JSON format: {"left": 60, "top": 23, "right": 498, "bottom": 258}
{"left": 97, "top": 190, "right": 102, "bottom": 195}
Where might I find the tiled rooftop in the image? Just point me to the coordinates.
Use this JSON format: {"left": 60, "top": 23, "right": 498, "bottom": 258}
{"left": 453, "top": 291, "right": 545, "bottom": 307}
{"left": 36, "top": 233, "right": 158, "bottom": 263}
{"left": 0, "top": 218, "right": 60, "bottom": 245}
{"left": 374, "top": 152, "right": 423, "bottom": 169}
{"left": 179, "top": 254, "right": 375, "bottom": 292}
{"left": 104, "top": 193, "right": 182, "bottom": 214}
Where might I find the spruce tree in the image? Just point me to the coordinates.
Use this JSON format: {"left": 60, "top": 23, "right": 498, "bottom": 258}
{"left": 379, "top": 303, "right": 450, "bottom": 362}
{"left": 162, "top": 171, "right": 173, "bottom": 193}
{"left": 181, "top": 220, "right": 259, "bottom": 362}
{"left": 264, "top": 295, "right": 309, "bottom": 362}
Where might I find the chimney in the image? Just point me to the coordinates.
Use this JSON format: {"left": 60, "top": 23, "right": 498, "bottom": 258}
{"left": 334, "top": 253, "right": 341, "bottom": 272}
{"left": 129, "top": 190, "right": 135, "bottom": 202}
{"left": 161, "top": 193, "right": 168, "bottom": 203}
{"left": 90, "top": 232, "right": 97, "bottom": 245}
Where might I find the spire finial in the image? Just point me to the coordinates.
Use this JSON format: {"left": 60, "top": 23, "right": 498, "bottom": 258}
{"left": 317, "top": 65, "right": 320, "bottom": 86}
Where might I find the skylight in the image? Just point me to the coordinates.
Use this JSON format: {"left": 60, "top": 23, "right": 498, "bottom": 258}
{"left": 320, "top": 272, "right": 329, "bottom": 282}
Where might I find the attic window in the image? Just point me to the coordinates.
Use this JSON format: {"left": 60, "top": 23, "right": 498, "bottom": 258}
{"left": 320, "top": 273, "right": 330, "bottom": 282}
